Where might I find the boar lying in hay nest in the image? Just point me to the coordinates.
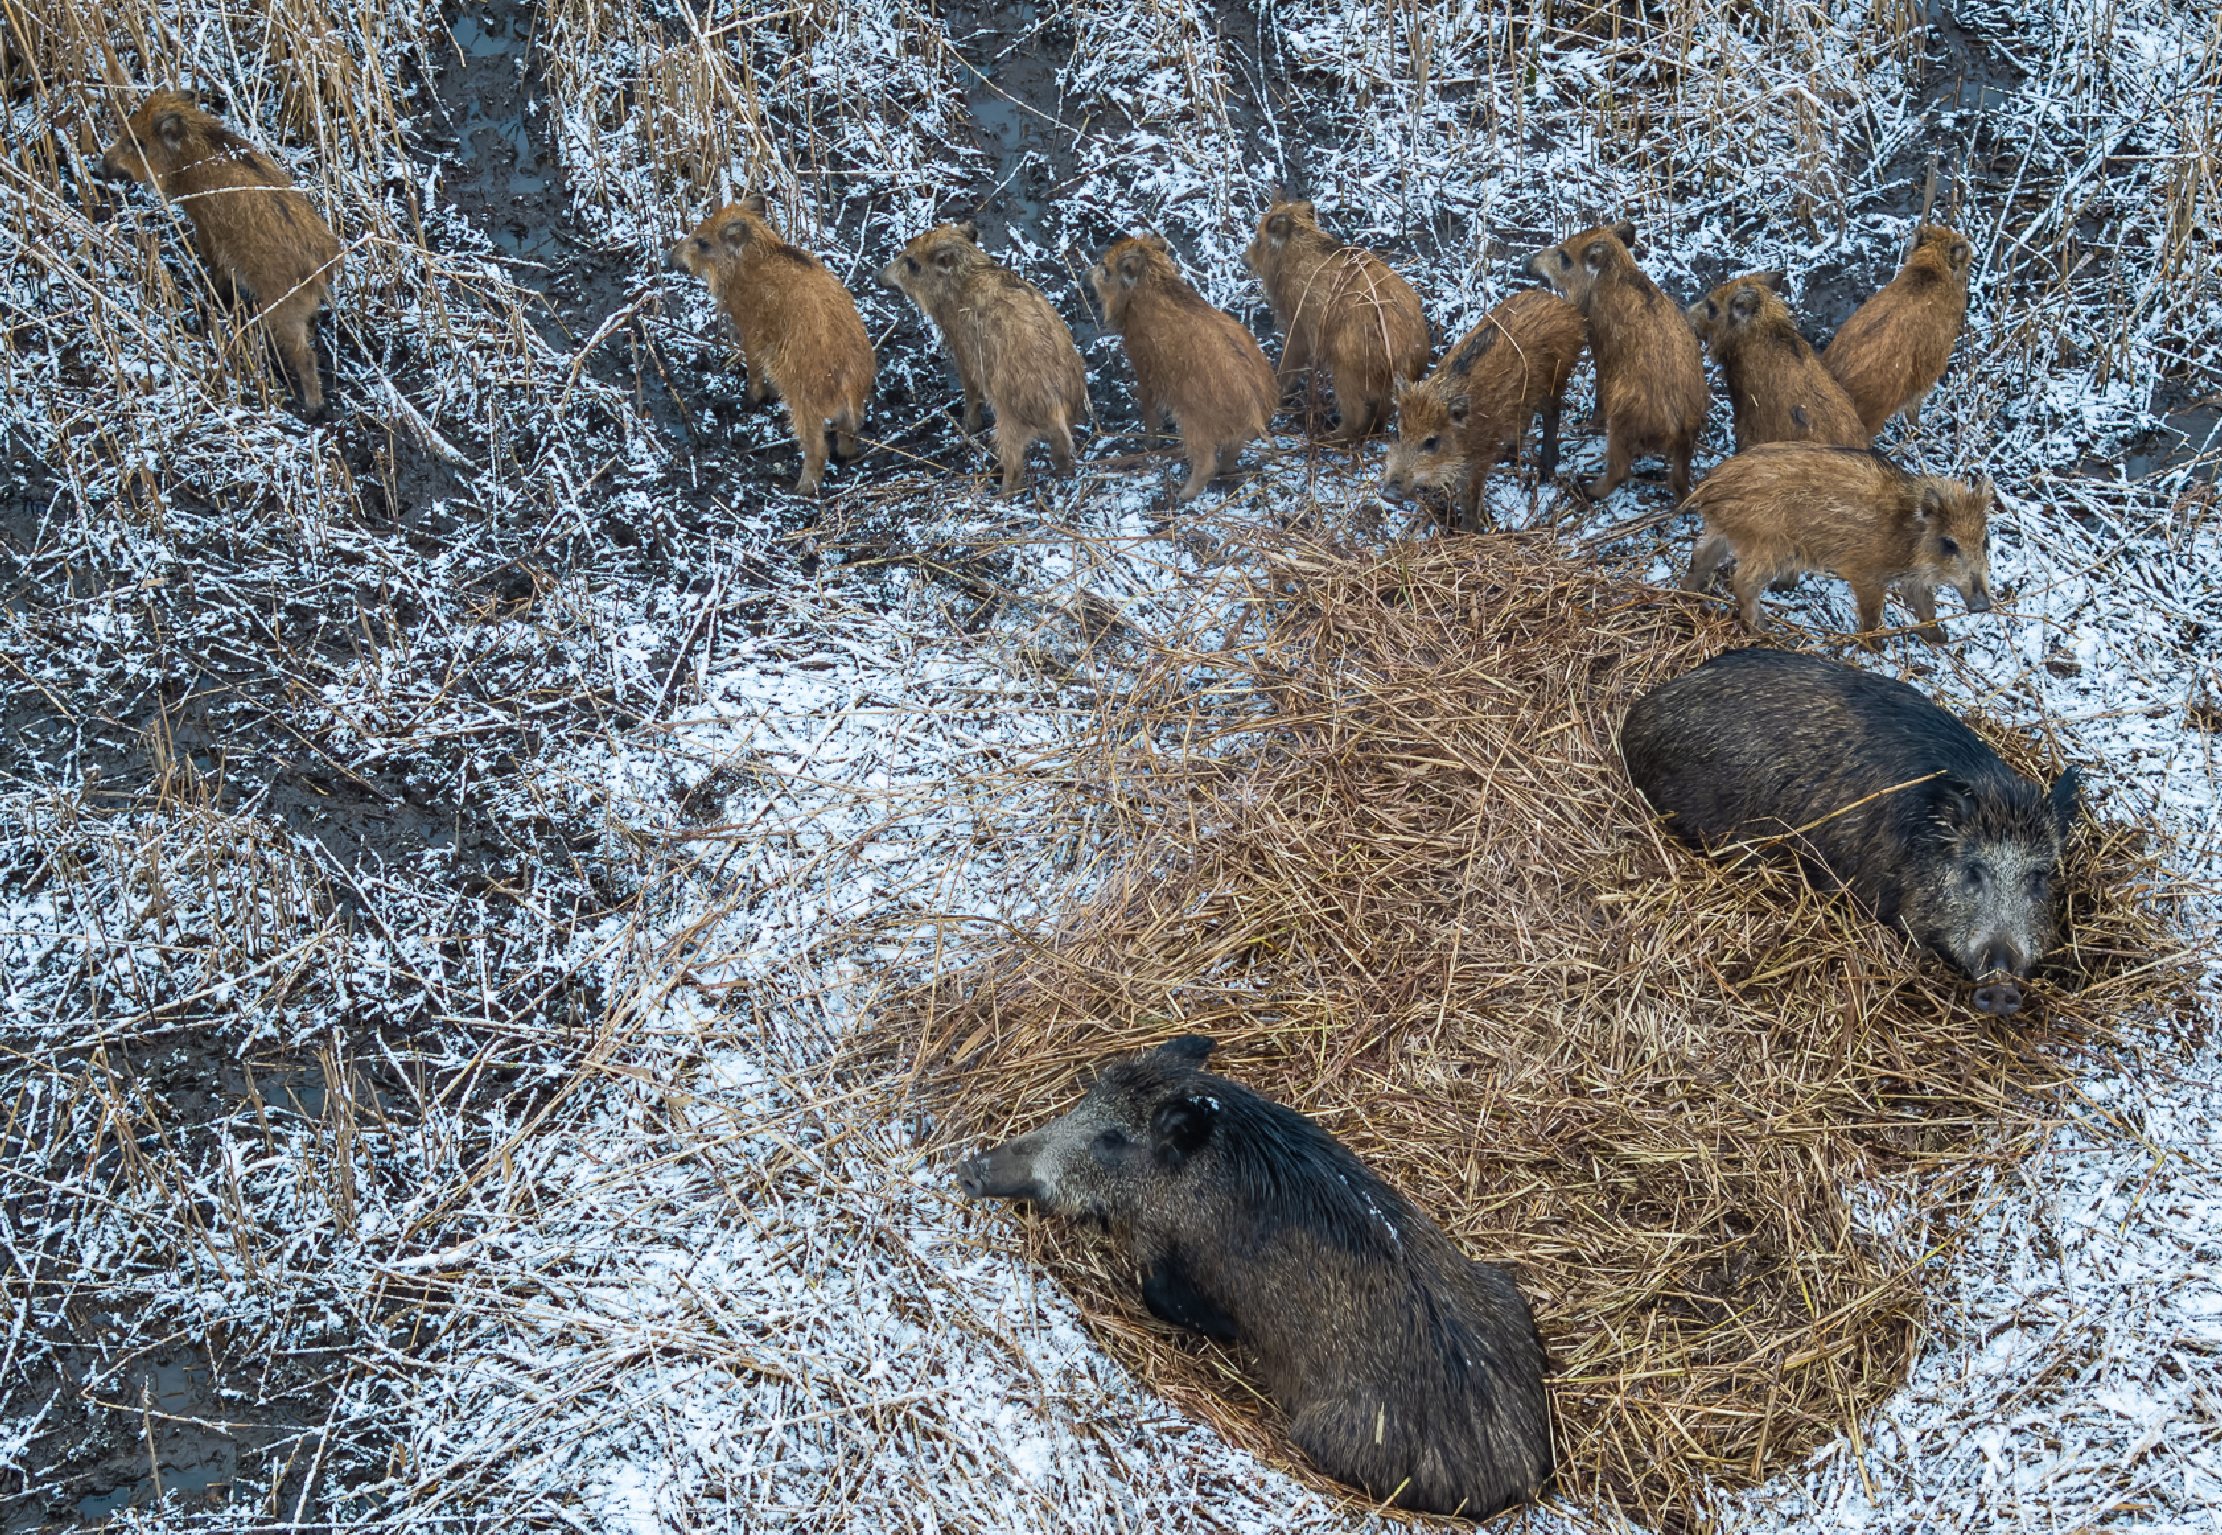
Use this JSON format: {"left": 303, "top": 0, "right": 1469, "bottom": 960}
{"left": 879, "top": 530, "right": 2198, "bottom": 1528}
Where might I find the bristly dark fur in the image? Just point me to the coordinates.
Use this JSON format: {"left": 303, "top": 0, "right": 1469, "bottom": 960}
{"left": 1097, "top": 1055, "right": 1408, "bottom": 1259}
{"left": 962, "top": 1037, "right": 1554, "bottom": 1517}
{"left": 1621, "top": 648, "right": 2076, "bottom": 999}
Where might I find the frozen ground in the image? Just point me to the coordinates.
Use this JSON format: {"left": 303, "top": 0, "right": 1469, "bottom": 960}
{"left": 1, "top": 0, "right": 2217, "bottom": 1529}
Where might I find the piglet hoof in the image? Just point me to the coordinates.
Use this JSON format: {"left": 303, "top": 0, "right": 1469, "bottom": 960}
{"left": 1919, "top": 623, "right": 1950, "bottom": 647}
{"left": 1971, "top": 981, "right": 2024, "bottom": 1017}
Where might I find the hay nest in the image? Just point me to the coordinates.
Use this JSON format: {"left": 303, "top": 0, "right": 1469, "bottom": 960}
{"left": 877, "top": 530, "right": 2198, "bottom": 1528}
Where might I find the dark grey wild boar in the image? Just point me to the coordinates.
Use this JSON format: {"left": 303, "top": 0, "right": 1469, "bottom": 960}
{"left": 1620, "top": 647, "right": 2081, "bottom": 1016}
{"left": 959, "top": 1035, "right": 1552, "bottom": 1518}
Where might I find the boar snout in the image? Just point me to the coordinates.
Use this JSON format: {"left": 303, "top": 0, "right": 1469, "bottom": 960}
{"left": 1963, "top": 578, "right": 1994, "bottom": 614}
{"left": 1971, "top": 979, "right": 2024, "bottom": 1016}
{"left": 958, "top": 1142, "right": 1042, "bottom": 1202}
{"left": 1970, "top": 938, "right": 2028, "bottom": 1015}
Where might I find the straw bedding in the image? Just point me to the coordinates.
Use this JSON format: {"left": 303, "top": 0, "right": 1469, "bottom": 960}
{"left": 881, "top": 529, "right": 2196, "bottom": 1528}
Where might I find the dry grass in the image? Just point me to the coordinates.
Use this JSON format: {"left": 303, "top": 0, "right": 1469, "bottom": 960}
{"left": 878, "top": 528, "right": 2201, "bottom": 1530}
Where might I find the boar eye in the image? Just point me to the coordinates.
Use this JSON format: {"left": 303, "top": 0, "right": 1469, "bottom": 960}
{"left": 1962, "top": 861, "right": 1989, "bottom": 891}
{"left": 1705, "top": 301, "right": 1718, "bottom": 316}
{"left": 1092, "top": 1128, "right": 1130, "bottom": 1156}
{"left": 1420, "top": 435, "right": 1440, "bottom": 452}
{"left": 906, "top": 257, "right": 920, "bottom": 273}
{"left": 1557, "top": 250, "right": 1572, "bottom": 268}
{"left": 1937, "top": 536, "right": 1961, "bottom": 557}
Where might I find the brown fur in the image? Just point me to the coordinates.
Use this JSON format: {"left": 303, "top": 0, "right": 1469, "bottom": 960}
{"left": 1681, "top": 442, "right": 1997, "bottom": 646}
{"left": 1822, "top": 224, "right": 1973, "bottom": 435}
{"left": 1242, "top": 199, "right": 1429, "bottom": 440}
{"left": 1521, "top": 220, "right": 1706, "bottom": 500}
{"left": 671, "top": 196, "right": 876, "bottom": 494}
{"left": 1687, "top": 272, "right": 1868, "bottom": 451}
{"left": 1381, "top": 290, "right": 1585, "bottom": 530}
{"left": 1089, "top": 234, "right": 1276, "bottom": 502}
{"left": 99, "top": 90, "right": 343, "bottom": 417}
{"left": 878, "top": 223, "right": 1087, "bottom": 494}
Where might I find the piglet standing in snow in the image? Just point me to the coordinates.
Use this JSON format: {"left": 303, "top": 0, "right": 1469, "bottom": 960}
{"left": 1822, "top": 223, "right": 1974, "bottom": 437}
{"left": 1241, "top": 197, "right": 1429, "bottom": 441}
{"left": 1520, "top": 221, "right": 1706, "bottom": 502}
{"left": 670, "top": 194, "right": 875, "bottom": 495}
{"left": 959, "top": 1035, "right": 1553, "bottom": 1518}
{"left": 1381, "top": 287, "right": 1586, "bottom": 531}
{"left": 877, "top": 222, "right": 1088, "bottom": 495}
{"left": 1679, "top": 442, "right": 1997, "bottom": 645}
{"left": 1088, "top": 233, "right": 1277, "bottom": 502}
{"left": 98, "top": 90, "right": 343, "bottom": 419}
{"left": 1685, "top": 272, "right": 1868, "bottom": 451}
{"left": 1620, "top": 647, "right": 2081, "bottom": 1016}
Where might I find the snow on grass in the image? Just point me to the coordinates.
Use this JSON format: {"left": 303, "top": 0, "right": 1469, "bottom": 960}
{"left": 2, "top": 0, "right": 2218, "bottom": 1528}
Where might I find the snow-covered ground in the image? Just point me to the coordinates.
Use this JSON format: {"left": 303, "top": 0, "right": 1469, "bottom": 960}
{"left": 1, "top": 0, "right": 2216, "bottom": 1528}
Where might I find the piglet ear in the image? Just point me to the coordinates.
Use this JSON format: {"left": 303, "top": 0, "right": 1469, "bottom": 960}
{"left": 1152, "top": 1034, "right": 1216, "bottom": 1066}
{"left": 1150, "top": 1095, "right": 1218, "bottom": 1167}
{"left": 2047, "top": 766, "right": 2083, "bottom": 839}
{"left": 1913, "top": 484, "right": 1946, "bottom": 524}
{"left": 153, "top": 110, "right": 188, "bottom": 150}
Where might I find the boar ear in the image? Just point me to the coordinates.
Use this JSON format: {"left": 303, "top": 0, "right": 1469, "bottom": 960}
{"left": 1139, "top": 230, "right": 1168, "bottom": 251}
{"left": 1293, "top": 199, "right": 1316, "bottom": 221}
{"left": 954, "top": 219, "right": 978, "bottom": 243}
{"left": 1754, "top": 268, "right": 1787, "bottom": 292}
{"left": 1116, "top": 249, "right": 1145, "bottom": 284}
{"left": 1445, "top": 394, "right": 1471, "bottom": 425}
{"left": 1933, "top": 774, "right": 1978, "bottom": 832}
{"left": 740, "top": 190, "right": 767, "bottom": 216}
{"left": 1610, "top": 220, "right": 1639, "bottom": 251}
{"left": 1265, "top": 212, "right": 1292, "bottom": 243}
{"left": 1728, "top": 284, "right": 1765, "bottom": 322}
{"left": 1912, "top": 483, "right": 1946, "bottom": 525}
{"left": 933, "top": 243, "right": 960, "bottom": 270}
{"left": 1152, "top": 1034, "right": 1216, "bottom": 1066}
{"left": 153, "top": 109, "right": 189, "bottom": 150}
{"left": 718, "top": 217, "right": 754, "bottom": 252}
{"left": 1582, "top": 238, "right": 1615, "bottom": 273}
{"left": 2047, "top": 766, "right": 2083, "bottom": 839}
{"left": 1150, "top": 1095, "right": 1218, "bottom": 1167}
